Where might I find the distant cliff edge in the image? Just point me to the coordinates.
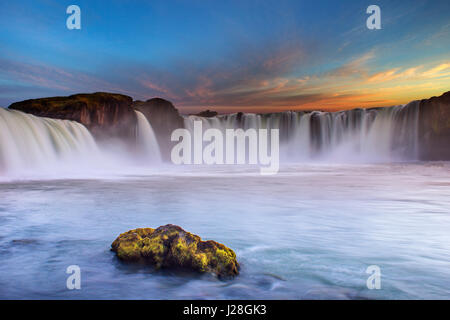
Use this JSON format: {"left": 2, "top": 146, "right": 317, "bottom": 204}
{"left": 9, "top": 92, "right": 136, "bottom": 142}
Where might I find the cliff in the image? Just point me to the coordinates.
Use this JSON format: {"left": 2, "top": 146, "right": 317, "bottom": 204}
{"left": 9, "top": 92, "right": 137, "bottom": 141}
{"left": 418, "top": 91, "right": 450, "bottom": 160}
{"left": 193, "top": 109, "right": 218, "bottom": 118}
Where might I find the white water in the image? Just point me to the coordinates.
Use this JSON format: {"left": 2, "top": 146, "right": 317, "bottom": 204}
{"left": 0, "top": 108, "right": 99, "bottom": 175}
{"left": 184, "top": 101, "right": 420, "bottom": 162}
{"left": 135, "top": 111, "right": 162, "bottom": 164}
{"left": 0, "top": 102, "right": 421, "bottom": 177}
{"left": 0, "top": 109, "right": 163, "bottom": 178}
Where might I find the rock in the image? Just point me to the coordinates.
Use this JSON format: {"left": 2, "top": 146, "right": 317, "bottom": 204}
{"left": 193, "top": 109, "right": 218, "bottom": 118}
{"left": 111, "top": 224, "right": 239, "bottom": 278}
{"left": 418, "top": 91, "right": 450, "bottom": 160}
{"left": 9, "top": 92, "right": 137, "bottom": 142}
{"left": 133, "top": 98, "right": 185, "bottom": 161}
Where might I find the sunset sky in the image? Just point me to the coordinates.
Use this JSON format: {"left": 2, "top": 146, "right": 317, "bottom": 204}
{"left": 0, "top": 0, "right": 449, "bottom": 113}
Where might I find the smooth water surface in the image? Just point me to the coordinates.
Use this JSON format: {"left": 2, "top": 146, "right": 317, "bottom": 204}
{"left": 0, "top": 163, "right": 449, "bottom": 299}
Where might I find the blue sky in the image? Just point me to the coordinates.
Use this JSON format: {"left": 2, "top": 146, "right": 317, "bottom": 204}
{"left": 0, "top": 0, "right": 449, "bottom": 113}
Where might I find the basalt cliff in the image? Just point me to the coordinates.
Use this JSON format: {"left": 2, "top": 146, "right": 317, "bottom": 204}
{"left": 417, "top": 91, "right": 450, "bottom": 160}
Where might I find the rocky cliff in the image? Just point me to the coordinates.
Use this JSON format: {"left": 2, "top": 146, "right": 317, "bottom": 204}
{"left": 418, "top": 91, "right": 450, "bottom": 160}
{"left": 9, "top": 92, "right": 137, "bottom": 142}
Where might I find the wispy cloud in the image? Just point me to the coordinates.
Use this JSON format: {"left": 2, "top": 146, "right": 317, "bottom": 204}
{"left": 327, "top": 51, "right": 375, "bottom": 78}
{"left": 367, "top": 63, "right": 450, "bottom": 82}
{"left": 0, "top": 59, "right": 125, "bottom": 95}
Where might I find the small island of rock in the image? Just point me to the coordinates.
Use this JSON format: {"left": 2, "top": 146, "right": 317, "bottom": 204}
{"left": 111, "top": 224, "right": 239, "bottom": 278}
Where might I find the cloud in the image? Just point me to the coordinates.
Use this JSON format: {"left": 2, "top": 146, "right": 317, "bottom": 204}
{"left": 367, "top": 63, "right": 450, "bottom": 83}
{"left": 1, "top": 47, "right": 449, "bottom": 113}
{"left": 148, "top": 51, "right": 450, "bottom": 112}
{"left": 326, "top": 51, "right": 375, "bottom": 78}
{"left": 128, "top": 38, "right": 312, "bottom": 109}
{"left": 0, "top": 58, "right": 127, "bottom": 97}
{"left": 422, "top": 63, "right": 450, "bottom": 78}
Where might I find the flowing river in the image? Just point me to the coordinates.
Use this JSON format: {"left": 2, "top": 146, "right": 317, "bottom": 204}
{"left": 0, "top": 163, "right": 449, "bottom": 299}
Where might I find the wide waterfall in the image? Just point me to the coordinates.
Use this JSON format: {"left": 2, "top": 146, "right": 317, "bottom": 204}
{"left": 184, "top": 101, "right": 420, "bottom": 162}
{"left": 0, "top": 100, "right": 420, "bottom": 177}
{"left": 135, "top": 111, "right": 162, "bottom": 163}
{"left": 0, "top": 108, "right": 99, "bottom": 175}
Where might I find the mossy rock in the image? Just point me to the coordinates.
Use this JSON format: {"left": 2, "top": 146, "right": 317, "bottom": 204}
{"left": 111, "top": 224, "right": 239, "bottom": 278}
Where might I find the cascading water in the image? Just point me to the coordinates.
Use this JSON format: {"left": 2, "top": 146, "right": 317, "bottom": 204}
{"left": 0, "top": 99, "right": 420, "bottom": 177}
{"left": 0, "top": 108, "right": 163, "bottom": 177}
{"left": 184, "top": 100, "right": 421, "bottom": 162}
{"left": 135, "top": 111, "right": 162, "bottom": 163}
{"left": 0, "top": 108, "right": 99, "bottom": 175}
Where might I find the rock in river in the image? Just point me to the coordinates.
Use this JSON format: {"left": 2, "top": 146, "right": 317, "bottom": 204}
{"left": 111, "top": 224, "right": 239, "bottom": 278}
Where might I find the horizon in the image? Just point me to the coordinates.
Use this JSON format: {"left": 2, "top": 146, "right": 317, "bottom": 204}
{"left": 1, "top": 0, "right": 449, "bottom": 113}
{"left": 4, "top": 89, "right": 450, "bottom": 116}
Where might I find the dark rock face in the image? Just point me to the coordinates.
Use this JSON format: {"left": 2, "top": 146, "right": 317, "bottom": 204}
{"left": 9, "top": 92, "right": 137, "bottom": 142}
{"left": 133, "top": 98, "right": 185, "bottom": 161}
{"left": 193, "top": 109, "right": 218, "bottom": 118}
{"left": 418, "top": 91, "right": 450, "bottom": 160}
{"left": 111, "top": 224, "right": 239, "bottom": 278}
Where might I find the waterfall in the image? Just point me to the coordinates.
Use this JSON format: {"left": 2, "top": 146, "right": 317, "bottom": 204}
{"left": 0, "top": 108, "right": 99, "bottom": 175}
{"left": 0, "top": 108, "right": 163, "bottom": 177}
{"left": 184, "top": 101, "right": 421, "bottom": 162}
{"left": 0, "top": 100, "right": 420, "bottom": 177}
{"left": 135, "top": 111, "right": 162, "bottom": 163}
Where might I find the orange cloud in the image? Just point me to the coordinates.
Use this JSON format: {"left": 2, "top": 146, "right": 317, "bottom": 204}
{"left": 422, "top": 63, "right": 450, "bottom": 77}
{"left": 367, "top": 63, "right": 450, "bottom": 83}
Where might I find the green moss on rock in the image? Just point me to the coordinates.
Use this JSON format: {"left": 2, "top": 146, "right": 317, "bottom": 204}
{"left": 111, "top": 224, "right": 239, "bottom": 278}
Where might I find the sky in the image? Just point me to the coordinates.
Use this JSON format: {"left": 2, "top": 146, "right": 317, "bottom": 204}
{"left": 0, "top": 0, "right": 449, "bottom": 113}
